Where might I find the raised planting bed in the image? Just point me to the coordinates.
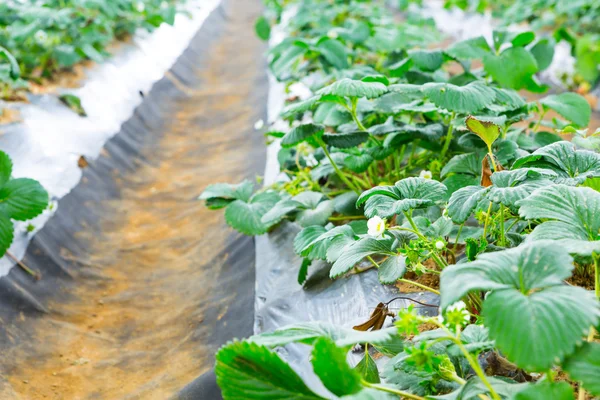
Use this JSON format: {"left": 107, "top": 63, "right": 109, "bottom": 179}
{"left": 200, "top": 0, "right": 600, "bottom": 399}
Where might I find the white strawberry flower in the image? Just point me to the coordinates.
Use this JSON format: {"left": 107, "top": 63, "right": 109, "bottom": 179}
{"left": 444, "top": 301, "right": 470, "bottom": 327}
{"left": 136, "top": 2, "right": 145, "bottom": 12}
{"left": 435, "top": 240, "right": 445, "bottom": 250}
{"left": 419, "top": 170, "right": 432, "bottom": 179}
{"left": 447, "top": 301, "right": 467, "bottom": 312}
{"left": 327, "top": 29, "right": 339, "bottom": 39}
{"left": 367, "top": 216, "right": 386, "bottom": 239}
{"left": 34, "top": 30, "right": 48, "bottom": 43}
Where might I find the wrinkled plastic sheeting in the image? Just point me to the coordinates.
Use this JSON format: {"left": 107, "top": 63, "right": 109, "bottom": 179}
{"left": 254, "top": 222, "right": 439, "bottom": 393}
{"left": 0, "top": 0, "right": 221, "bottom": 277}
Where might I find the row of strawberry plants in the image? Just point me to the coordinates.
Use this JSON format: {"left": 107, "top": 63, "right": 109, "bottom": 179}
{"left": 0, "top": 0, "right": 184, "bottom": 97}
{"left": 440, "top": 0, "right": 600, "bottom": 91}
{"left": 200, "top": 0, "right": 600, "bottom": 398}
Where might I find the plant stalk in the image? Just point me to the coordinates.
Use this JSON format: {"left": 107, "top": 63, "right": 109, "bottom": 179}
{"left": 362, "top": 381, "right": 425, "bottom": 400}
{"left": 316, "top": 137, "right": 360, "bottom": 194}
{"left": 440, "top": 112, "right": 456, "bottom": 158}
{"left": 5, "top": 250, "right": 40, "bottom": 280}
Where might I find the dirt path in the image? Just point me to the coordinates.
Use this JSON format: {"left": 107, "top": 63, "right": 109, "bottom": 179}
{"left": 0, "top": 0, "right": 267, "bottom": 398}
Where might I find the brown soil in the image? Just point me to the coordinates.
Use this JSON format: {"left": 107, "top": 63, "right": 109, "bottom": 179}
{"left": 1, "top": 1, "right": 266, "bottom": 399}
{"left": 28, "top": 62, "right": 92, "bottom": 95}
{"left": 396, "top": 270, "right": 440, "bottom": 293}
{"left": 0, "top": 108, "right": 22, "bottom": 125}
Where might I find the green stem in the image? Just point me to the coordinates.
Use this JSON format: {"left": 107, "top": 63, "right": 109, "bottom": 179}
{"left": 499, "top": 206, "right": 506, "bottom": 247}
{"left": 350, "top": 97, "right": 368, "bottom": 132}
{"left": 532, "top": 107, "right": 547, "bottom": 132}
{"left": 441, "top": 112, "right": 456, "bottom": 158}
{"left": 328, "top": 215, "right": 366, "bottom": 221}
{"left": 434, "top": 324, "right": 501, "bottom": 400}
{"left": 316, "top": 137, "right": 360, "bottom": 194}
{"left": 368, "top": 256, "right": 440, "bottom": 295}
{"left": 505, "top": 218, "right": 520, "bottom": 233}
{"left": 403, "top": 212, "right": 447, "bottom": 269}
{"left": 398, "top": 279, "right": 441, "bottom": 295}
{"left": 362, "top": 381, "right": 425, "bottom": 400}
{"left": 453, "top": 223, "right": 464, "bottom": 251}
{"left": 403, "top": 212, "right": 423, "bottom": 238}
{"left": 482, "top": 202, "right": 493, "bottom": 239}
{"left": 487, "top": 152, "right": 498, "bottom": 172}
{"left": 594, "top": 253, "right": 600, "bottom": 299}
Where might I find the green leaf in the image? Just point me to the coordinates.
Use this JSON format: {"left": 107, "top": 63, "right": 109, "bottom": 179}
{"left": 511, "top": 31, "right": 536, "bottom": 47}
{"left": 311, "top": 337, "right": 363, "bottom": 397}
{"left": 0, "top": 151, "right": 13, "bottom": 187}
{"left": 254, "top": 16, "right": 271, "bottom": 41}
{"left": 224, "top": 192, "right": 280, "bottom": 235}
{"left": 316, "top": 37, "right": 350, "bottom": 69}
{"left": 296, "top": 200, "right": 335, "bottom": 227}
{"left": 59, "top": 94, "right": 87, "bottom": 117}
{"left": 441, "top": 241, "right": 600, "bottom": 371}
{"left": 563, "top": 342, "right": 600, "bottom": 396}
{"left": 422, "top": 81, "right": 496, "bottom": 114}
{"left": 80, "top": 44, "right": 103, "bottom": 63}
{"left": 0, "top": 178, "right": 49, "bottom": 221}
{"left": 378, "top": 254, "right": 407, "bottom": 284}
{"left": 492, "top": 87, "right": 527, "bottom": 110}
{"left": 441, "top": 153, "right": 481, "bottom": 178}
{"left": 281, "top": 96, "right": 322, "bottom": 118}
{"left": 446, "top": 185, "right": 488, "bottom": 224}
{"left": 323, "top": 131, "right": 369, "bottom": 148}
{"left": 313, "top": 103, "right": 351, "bottom": 126}
{"left": 408, "top": 49, "right": 444, "bottom": 72}
{"left": 332, "top": 191, "right": 361, "bottom": 215}
{"left": 465, "top": 116, "right": 499, "bottom": 150}
{"left": 447, "top": 325, "right": 495, "bottom": 356}
{"left": 317, "top": 78, "right": 388, "bottom": 99}
{"left": 261, "top": 199, "right": 302, "bottom": 226}
{"left": 529, "top": 38, "right": 555, "bottom": 71}
{"left": 357, "top": 178, "right": 447, "bottom": 219}
{"left": 345, "top": 153, "right": 374, "bottom": 173}
{"left": 487, "top": 169, "right": 552, "bottom": 208}
{"left": 354, "top": 352, "right": 380, "bottom": 384}
{"left": 483, "top": 47, "right": 539, "bottom": 90}
{"left": 0, "top": 46, "right": 20, "bottom": 79}
{"left": 250, "top": 322, "right": 398, "bottom": 348}
{"left": 271, "top": 44, "right": 307, "bottom": 79}
{"left": 281, "top": 123, "right": 325, "bottom": 148}
{"left": 484, "top": 286, "right": 598, "bottom": 371}
{"left": 294, "top": 225, "right": 328, "bottom": 259}
{"left": 199, "top": 180, "right": 254, "bottom": 204}
{"left": 215, "top": 341, "right": 323, "bottom": 400}
{"left": 298, "top": 258, "right": 310, "bottom": 285}
{"left": 540, "top": 92, "right": 591, "bottom": 128}
{"left": 513, "top": 381, "right": 574, "bottom": 400}
{"left": 330, "top": 237, "right": 392, "bottom": 278}
{"left": 0, "top": 214, "right": 14, "bottom": 257}
{"left": 517, "top": 185, "right": 600, "bottom": 256}
{"left": 445, "top": 36, "right": 492, "bottom": 61}
{"left": 442, "top": 174, "right": 480, "bottom": 196}
{"left": 438, "top": 376, "right": 526, "bottom": 399}
{"left": 513, "top": 141, "right": 600, "bottom": 185}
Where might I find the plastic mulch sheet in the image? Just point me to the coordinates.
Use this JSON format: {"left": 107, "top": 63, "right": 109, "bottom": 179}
{"left": 0, "top": 0, "right": 267, "bottom": 398}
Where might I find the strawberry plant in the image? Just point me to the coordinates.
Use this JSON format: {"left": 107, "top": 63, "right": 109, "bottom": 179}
{"left": 0, "top": 151, "right": 49, "bottom": 277}
{"left": 199, "top": 0, "right": 600, "bottom": 398}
